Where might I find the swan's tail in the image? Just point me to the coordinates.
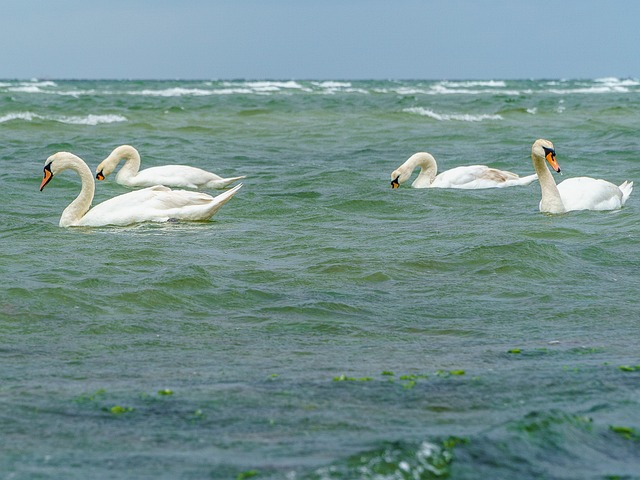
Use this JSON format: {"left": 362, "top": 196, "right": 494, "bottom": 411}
{"left": 619, "top": 180, "right": 633, "bottom": 205}
{"left": 204, "top": 183, "right": 243, "bottom": 218}
{"left": 208, "top": 175, "right": 246, "bottom": 189}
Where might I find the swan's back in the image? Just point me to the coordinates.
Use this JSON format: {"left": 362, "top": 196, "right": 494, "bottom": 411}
{"left": 431, "top": 165, "right": 537, "bottom": 189}
{"left": 556, "top": 177, "right": 627, "bottom": 211}
{"left": 131, "top": 165, "right": 223, "bottom": 188}
{"left": 78, "top": 184, "right": 242, "bottom": 227}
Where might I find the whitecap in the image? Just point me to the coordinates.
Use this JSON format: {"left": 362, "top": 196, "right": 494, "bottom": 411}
{"left": 440, "top": 80, "right": 507, "bottom": 88}
{"left": 311, "top": 81, "right": 352, "bottom": 88}
{"left": 244, "top": 80, "right": 306, "bottom": 90}
{"left": 56, "top": 114, "right": 127, "bottom": 125}
{"left": 403, "top": 107, "right": 503, "bottom": 122}
{"left": 8, "top": 86, "right": 43, "bottom": 93}
{"left": 132, "top": 87, "right": 213, "bottom": 97}
{"left": 594, "top": 77, "right": 639, "bottom": 86}
{"left": 0, "top": 111, "right": 127, "bottom": 125}
{"left": 0, "top": 112, "right": 40, "bottom": 123}
{"left": 547, "top": 86, "right": 629, "bottom": 94}
{"left": 21, "top": 80, "right": 57, "bottom": 87}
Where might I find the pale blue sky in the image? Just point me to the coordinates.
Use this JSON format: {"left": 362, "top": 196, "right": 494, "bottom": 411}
{"left": 1, "top": 0, "right": 638, "bottom": 80}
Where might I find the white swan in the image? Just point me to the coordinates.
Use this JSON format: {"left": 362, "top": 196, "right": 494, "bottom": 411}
{"left": 40, "top": 152, "right": 242, "bottom": 227}
{"left": 390, "top": 152, "right": 537, "bottom": 189}
{"left": 531, "top": 139, "right": 633, "bottom": 214}
{"left": 96, "top": 145, "right": 245, "bottom": 189}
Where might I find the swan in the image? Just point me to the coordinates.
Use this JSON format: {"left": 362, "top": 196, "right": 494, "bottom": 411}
{"left": 40, "top": 152, "right": 242, "bottom": 227}
{"left": 96, "top": 145, "right": 245, "bottom": 189}
{"left": 390, "top": 152, "right": 538, "bottom": 189}
{"left": 531, "top": 139, "right": 633, "bottom": 213}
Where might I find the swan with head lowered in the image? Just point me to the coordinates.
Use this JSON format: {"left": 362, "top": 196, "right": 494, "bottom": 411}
{"left": 96, "top": 145, "right": 245, "bottom": 189}
{"left": 40, "top": 152, "right": 242, "bottom": 227}
{"left": 390, "top": 152, "right": 537, "bottom": 189}
{"left": 531, "top": 139, "right": 633, "bottom": 213}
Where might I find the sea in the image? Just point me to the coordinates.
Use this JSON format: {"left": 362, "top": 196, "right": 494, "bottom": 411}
{"left": 1, "top": 78, "right": 639, "bottom": 479}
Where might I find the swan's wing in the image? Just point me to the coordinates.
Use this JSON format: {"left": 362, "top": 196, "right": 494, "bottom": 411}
{"left": 79, "top": 184, "right": 241, "bottom": 226}
{"left": 432, "top": 165, "right": 518, "bottom": 189}
{"left": 557, "top": 177, "right": 623, "bottom": 211}
{"left": 79, "top": 186, "right": 211, "bottom": 226}
{"left": 135, "top": 165, "right": 223, "bottom": 188}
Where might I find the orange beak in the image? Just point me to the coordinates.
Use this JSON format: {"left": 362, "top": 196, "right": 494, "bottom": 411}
{"left": 546, "top": 151, "right": 561, "bottom": 173}
{"left": 391, "top": 176, "right": 400, "bottom": 189}
{"left": 96, "top": 170, "right": 105, "bottom": 181}
{"left": 40, "top": 167, "right": 53, "bottom": 191}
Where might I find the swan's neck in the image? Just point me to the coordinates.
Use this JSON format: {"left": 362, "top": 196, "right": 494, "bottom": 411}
{"left": 533, "top": 154, "right": 565, "bottom": 214}
{"left": 60, "top": 159, "right": 95, "bottom": 227}
{"left": 407, "top": 153, "right": 437, "bottom": 187}
{"left": 113, "top": 147, "right": 141, "bottom": 182}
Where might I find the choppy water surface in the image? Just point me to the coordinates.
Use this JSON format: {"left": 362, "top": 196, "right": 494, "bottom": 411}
{"left": 1, "top": 79, "right": 640, "bottom": 479}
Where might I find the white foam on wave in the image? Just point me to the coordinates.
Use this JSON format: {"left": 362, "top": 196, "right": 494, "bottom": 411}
{"left": 547, "top": 86, "right": 629, "bottom": 94}
{"left": 244, "top": 80, "right": 307, "bottom": 90}
{"left": 58, "top": 114, "right": 128, "bottom": 125}
{"left": 403, "top": 107, "right": 503, "bottom": 122}
{"left": 133, "top": 87, "right": 213, "bottom": 97}
{"left": 130, "top": 81, "right": 311, "bottom": 96}
{"left": 0, "top": 112, "right": 40, "bottom": 123}
{"left": 0, "top": 111, "right": 127, "bottom": 125}
{"left": 311, "top": 81, "right": 352, "bottom": 88}
{"left": 375, "top": 84, "right": 523, "bottom": 96}
{"left": 595, "top": 77, "right": 640, "bottom": 87}
{"left": 440, "top": 80, "right": 507, "bottom": 88}
{"left": 546, "top": 78, "right": 639, "bottom": 94}
{"left": 23, "top": 80, "right": 58, "bottom": 87}
{"left": 8, "top": 85, "right": 44, "bottom": 93}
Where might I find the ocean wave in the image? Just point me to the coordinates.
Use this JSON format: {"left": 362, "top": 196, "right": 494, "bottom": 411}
{"left": 594, "top": 77, "right": 640, "bottom": 87}
{"left": 129, "top": 81, "right": 312, "bottom": 97}
{"left": 440, "top": 80, "right": 507, "bottom": 88}
{"left": 546, "top": 78, "right": 639, "bottom": 94}
{"left": 403, "top": 107, "right": 503, "bottom": 122}
{"left": 131, "top": 87, "right": 215, "bottom": 97}
{"left": 0, "top": 112, "right": 127, "bottom": 125}
{"left": 375, "top": 84, "right": 524, "bottom": 96}
{"left": 1, "top": 79, "right": 637, "bottom": 98}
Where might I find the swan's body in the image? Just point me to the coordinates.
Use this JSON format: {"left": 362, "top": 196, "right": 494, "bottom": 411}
{"left": 531, "top": 139, "right": 633, "bottom": 214}
{"left": 96, "top": 145, "right": 245, "bottom": 189}
{"left": 40, "top": 152, "right": 242, "bottom": 227}
{"left": 391, "top": 152, "right": 537, "bottom": 189}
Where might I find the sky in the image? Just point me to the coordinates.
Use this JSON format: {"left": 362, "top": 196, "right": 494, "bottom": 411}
{"left": 1, "top": 0, "right": 639, "bottom": 80}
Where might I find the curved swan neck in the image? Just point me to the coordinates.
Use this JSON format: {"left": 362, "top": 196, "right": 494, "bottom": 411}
{"left": 532, "top": 147, "right": 565, "bottom": 214}
{"left": 56, "top": 154, "right": 95, "bottom": 227}
{"left": 109, "top": 145, "right": 141, "bottom": 181}
{"left": 406, "top": 152, "right": 438, "bottom": 187}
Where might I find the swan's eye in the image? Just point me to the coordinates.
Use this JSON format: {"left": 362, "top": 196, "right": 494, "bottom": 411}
{"left": 542, "top": 146, "right": 555, "bottom": 157}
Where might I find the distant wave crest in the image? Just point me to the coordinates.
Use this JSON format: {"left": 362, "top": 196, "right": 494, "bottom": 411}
{"left": 403, "top": 107, "right": 503, "bottom": 122}
{"left": 0, "top": 78, "right": 637, "bottom": 98}
{"left": 0, "top": 112, "right": 127, "bottom": 125}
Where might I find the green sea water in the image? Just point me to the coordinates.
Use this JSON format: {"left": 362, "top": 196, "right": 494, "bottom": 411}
{"left": 1, "top": 79, "right": 639, "bottom": 479}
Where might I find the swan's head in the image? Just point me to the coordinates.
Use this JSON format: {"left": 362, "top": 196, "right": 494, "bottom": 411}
{"left": 96, "top": 145, "right": 138, "bottom": 180}
{"left": 390, "top": 165, "right": 412, "bottom": 188}
{"left": 40, "top": 152, "right": 78, "bottom": 191}
{"left": 532, "top": 139, "right": 560, "bottom": 173}
{"left": 390, "top": 152, "right": 437, "bottom": 188}
{"left": 95, "top": 158, "right": 112, "bottom": 181}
